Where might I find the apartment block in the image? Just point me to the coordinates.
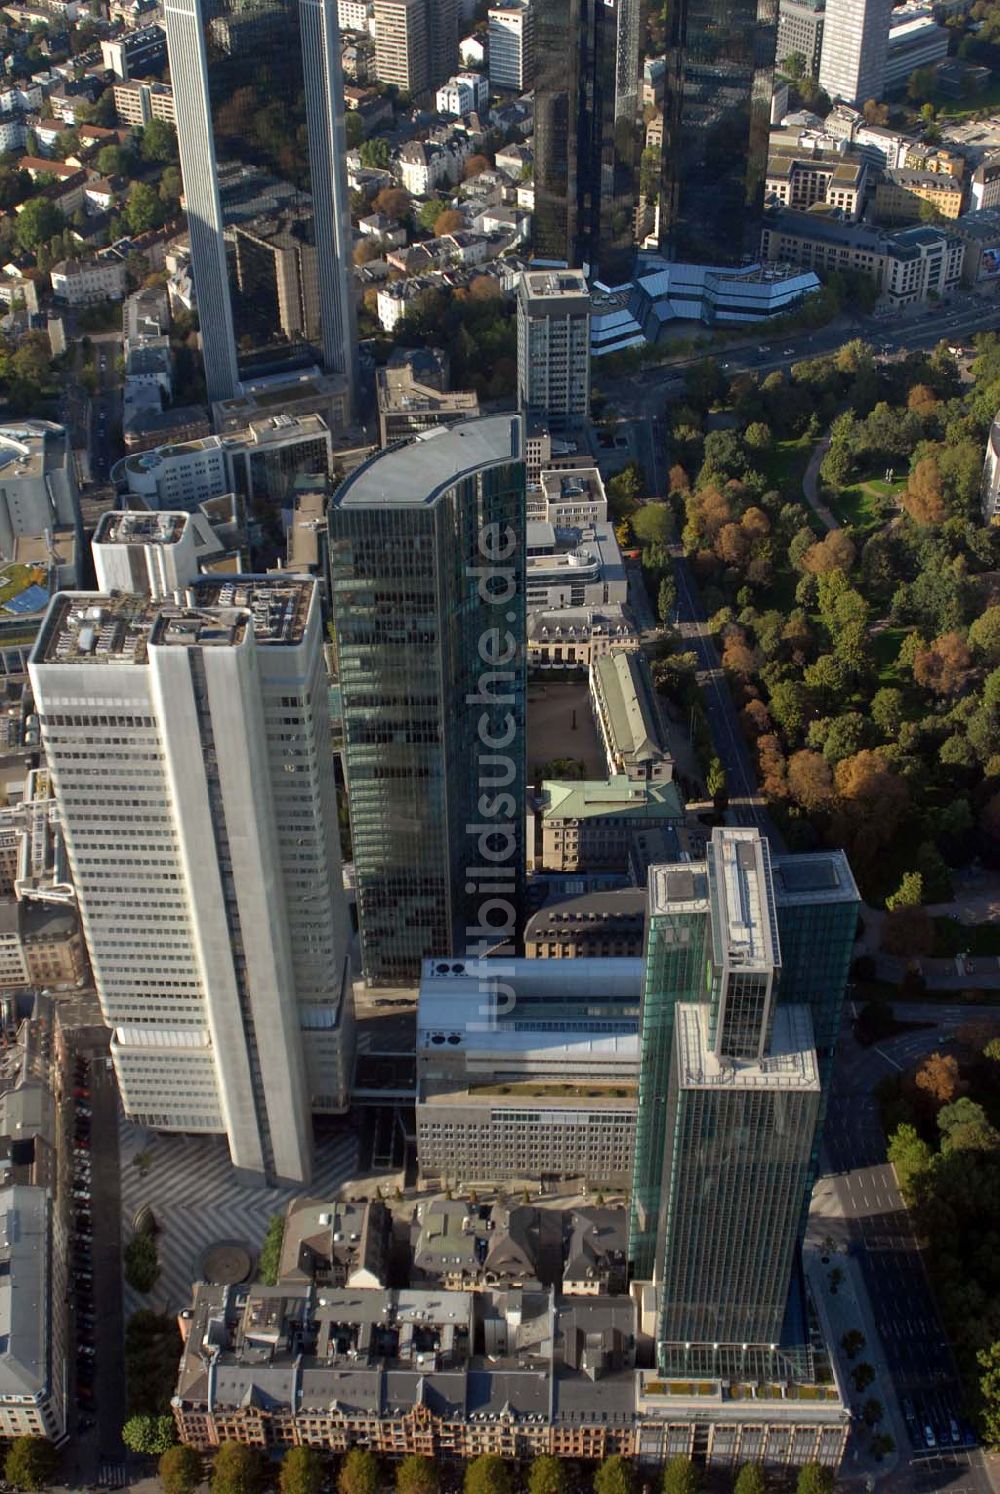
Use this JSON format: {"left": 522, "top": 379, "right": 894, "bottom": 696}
{"left": 517, "top": 270, "right": 591, "bottom": 421}
{"left": 776, "top": 0, "right": 825, "bottom": 75}
{"left": 489, "top": 0, "right": 532, "bottom": 90}
{"left": 29, "top": 579, "right": 353, "bottom": 1184}
{"left": 764, "top": 151, "right": 867, "bottom": 220}
{"left": 526, "top": 605, "right": 640, "bottom": 670}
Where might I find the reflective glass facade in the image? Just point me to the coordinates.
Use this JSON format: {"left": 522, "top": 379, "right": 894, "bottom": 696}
{"left": 165, "top": 0, "right": 356, "bottom": 402}
{"left": 647, "top": 0, "right": 777, "bottom": 263}
{"left": 629, "top": 885, "right": 708, "bottom": 1280}
{"left": 533, "top": 0, "right": 641, "bottom": 283}
{"left": 656, "top": 1030, "right": 821, "bottom": 1349}
{"left": 328, "top": 423, "right": 526, "bottom": 987}
{"left": 630, "top": 831, "right": 855, "bottom": 1371}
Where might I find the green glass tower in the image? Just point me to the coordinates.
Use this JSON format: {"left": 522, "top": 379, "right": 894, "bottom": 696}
{"left": 630, "top": 828, "right": 857, "bottom": 1373}
{"left": 328, "top": 417, "right": 526, "bottom": 988}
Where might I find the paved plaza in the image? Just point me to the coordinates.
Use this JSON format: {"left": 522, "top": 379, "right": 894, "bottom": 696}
{"left": 119, "top": 1117, "right": 360, "bottom": 1315}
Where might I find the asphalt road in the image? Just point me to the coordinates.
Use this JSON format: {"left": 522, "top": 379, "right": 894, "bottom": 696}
{"left": 820, "top": 1010, "right": 993, "bottom": 1493}
{"left": 596, "top": 291, "right": 1000, "bottom": 419}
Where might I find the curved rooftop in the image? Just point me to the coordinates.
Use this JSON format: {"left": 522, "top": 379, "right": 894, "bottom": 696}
{"left": 332, "top": 415, "right": 522, "bottom": 509}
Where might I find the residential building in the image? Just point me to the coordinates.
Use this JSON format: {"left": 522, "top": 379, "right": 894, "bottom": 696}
{"left": 338, "top": 0, "right": 370, "bottom": 26}
{"left": 123, "top": 403, "right": 212, "bottom": 454}
{"left": 488, "top": 0, "right": 532, "bottom": 92}
{"left": 764, "top": 151, "right": 867, "bottom": 220}
{"left": 436, "top": 71, "right": 488, "bottom": 117}
{"left": 163, "top": 0, "right": 357, "bottom": 407}
{"left": 0, "top": 422, "right": 79, "bottom": 564}
{"left": 818, "top": 0, "right": 892, "bottom": 105}
{"left": 99, "top": 23, "right": 165, "bottom": 78}
{"left": 524, "top": 887, "right": 648, "bottom": 958}
{"left": 590, "top": 650, "right": 674, "bottom": 785}
{"left": 533, "top": 0, "right": 639, "bottom": 281}
{"left": 29, "top": 578, "right": 353, "bottom": 1184}
{"left": 232, "top": 219, "right": 322, "bottom": 347}
{"left": 416, "top": 955, "right": 641, "bottom": 1188}
{"left": 373, "top": 0, "right": 457, "bottom": 95}
{"left": 116, "top": 414, "right": 333, "bottom": 510}
{"left": 329, "top": 416, "right": 526, "bottom": 987}
{"left": 883, "top": 8, "right": 949, "bottom": 93}
{"left": 376, "top": 347, "right": 479, "bottom": 445}
{"left": 759, "top": 209, "right": 965, "bottom": 304}
{"left": 112, "top": 77, "right": 176, "bottom": 125}
{"left": 49, "top": 257, "right": 127, "bottom": 305}
{"left": 517, "top": 270, "right": 591, "bottom": 421}
{"left": 981, "top": 409, "right": 1000, "bottom": 521}
{"left": 536, "top": 778, "right": 684, "bottom": 874}
{"left": 969, "top": 154, "right": 1000, "bottom": 212}
{"left": 278, "top": 1197, "right": 390, "bottom": 1288}
{"left": 0, "top": 1186, "right": 67, "bottom": 1441}
{"left": 19, "top": 903, "right": 87, "bottom": 988}
{"left": 777, "top": 0, "right": 825, "bottom": 75}
{"left": 526, "top": 604, "right": 640, "bottom": 670}
{"left": 874, "top": 167, "right": 964, "bottom": 221}
{"left": 170, "top": 1237, "right": 849, "bottom": 1465}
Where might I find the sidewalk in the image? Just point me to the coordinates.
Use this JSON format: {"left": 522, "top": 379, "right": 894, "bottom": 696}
{"left": 802, "top": 1244, "right": 906, "bottom": 1483}
{"left": 802, "top": 438, "right": 839, "bottom": 532}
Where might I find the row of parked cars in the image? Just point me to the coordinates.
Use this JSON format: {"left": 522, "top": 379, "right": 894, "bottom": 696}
{"left": 70, "top": 1055, "right": 96, "bottom": 1431}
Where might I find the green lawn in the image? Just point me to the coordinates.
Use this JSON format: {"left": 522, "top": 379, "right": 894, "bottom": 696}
{"left": 932, "top": 916, "right": 1000, "bottom": 959}
{"left": 871, "top": 626, "right": 909, "bottom": 687}
{"left": 934, "top": 78, "right": 1000, "bottom": 122}
{"left": 758, "top": 435, "right": 813, "bottom": 499}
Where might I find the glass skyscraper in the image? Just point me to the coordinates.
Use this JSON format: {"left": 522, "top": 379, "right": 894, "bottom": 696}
{"left": 533, "top": 0, "right": 641, "bottom": 283}
{"left": 647, "top": 0, "right": 777, "bottom": 263}
{"left": 164, "top": 0, "right": 357, "bottom": 404}
{"left": 630, "top": 828, "right": 857, "bottom": 1374}
{"left": 328, "top": 417, "right": 526, "bottom": 988}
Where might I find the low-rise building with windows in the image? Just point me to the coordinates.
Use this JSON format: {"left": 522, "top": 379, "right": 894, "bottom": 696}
{"left": 590, "top": 650, "right": 674, "bottom": 784}
{"left": 535, "top": 777, "right": 684, "bottom": 873}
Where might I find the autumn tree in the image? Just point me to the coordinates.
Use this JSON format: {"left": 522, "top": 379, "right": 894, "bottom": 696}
{"left": 211, "top": 1444, "right": 263, "bottom": 1494}
{"left": 912, "top": 632, "right": 972, "bottom": 696}
{"left": 914, "top": 1051, "right": 963, "bottom": 1106}
{"left": 832, "top": 749, "right": 908, "bottom": 874}
{"left": 758, "top": 734, "right": 789, "bottom": 799}
{"left": 907, "top": 383, "right": 938, "bottom": 415}
{"left": 373, "top": 186, "right": 411, "bottom": 222}
{"left": 886, "top": 871, "right": 923, "bottom": 910}
{"left": 397, "top": 1456, "right": 438, "bottom": 1494}
{"left": 801, "top": 530, "right": 856, "bottom": 575}
{"left": 593, "top": 1459, "right": 634, "bottom": 1494}
{"left": 434, "top": 209, "right": 466, "bottom": 236}
{"left": 902, "top": 456, "right": 947, "bottom": 526}
{"left": 462, "top": 153, "right": 492, "bottom": 179}
{"left": 160, "top": 1446, "right": 203, "bottom": 1494}
{"left": 280, "top": 1447, "right": 324, "bottom": 1494}
{"left": 787, "top": 749, "right": 834, "bottom": 811}
{"left": 339, "top": 1450, "right": 380, "bottom": 1494}
{"left": 528, "top": 1457, "right": 568, "bottom": 1494}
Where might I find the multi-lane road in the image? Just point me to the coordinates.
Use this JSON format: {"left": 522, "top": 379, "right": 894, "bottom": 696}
{"left": 819, "top": 1008, "right": 995, "bottom": 1493}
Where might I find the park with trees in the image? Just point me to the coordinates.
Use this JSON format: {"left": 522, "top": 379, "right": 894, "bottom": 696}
{"left": 634, "top": 333, "right": 1000, "bottom": 909}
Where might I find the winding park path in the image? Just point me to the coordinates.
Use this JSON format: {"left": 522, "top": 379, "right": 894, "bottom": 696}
{"left": 802, "top": 435, "right": 841, "bottom": 531}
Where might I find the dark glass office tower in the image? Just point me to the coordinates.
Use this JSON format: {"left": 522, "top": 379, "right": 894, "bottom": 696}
{"left": 328, "top": 417, "right": 526, "bottom": 988}
{"left": 647, "top": 0, "right": 777, "bottom": 263}
{"left": 629, "top": 828, "right": 858, "bottom": 1374}
{"left": 164, "top": 0, "right": 357, "bottom": 404}
{"left": 533, "top": 0, "right": 641, "bottom": 283}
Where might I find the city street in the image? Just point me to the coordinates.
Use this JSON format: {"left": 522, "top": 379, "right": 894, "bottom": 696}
{"left": 813, "top": 1006, "right": 997, "bottom": 1494}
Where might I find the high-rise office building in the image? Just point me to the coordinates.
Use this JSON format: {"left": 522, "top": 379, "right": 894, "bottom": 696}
{"left": 630, "top": 828, "right": 857, "bottom": 1373}
{"left": 648, "top": 0, "right": 778, "bottom": 263}
{"left": 532, "top": 0, "right": 641, "bottom": 282}
{"left": 777, "top": 0, "right": 825, "bottom": 77}
{"left": 164, "top": 0, "right": 357, "bottom": 406}
{"left": 516, "top": 270, "right": 591, "bottom": 421}
{"left": 29, "top": 577, "right": 353, "bottom": 1185}
{"left": 818, "top": 0, "right": 892, "bottom": 105}
{"left": 329, "top": 416, "right": 526, "bottom": 988}
{"left": 488, "top": 0, "right": 533, "bottom": 92}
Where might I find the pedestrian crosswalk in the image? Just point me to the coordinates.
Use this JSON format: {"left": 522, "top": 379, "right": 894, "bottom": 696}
{"left": 119, "top": 1118, "right": 359, "bottom": 1315}
{"left": 97, "top": 1462, "right": 126, "bottom": 1488}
